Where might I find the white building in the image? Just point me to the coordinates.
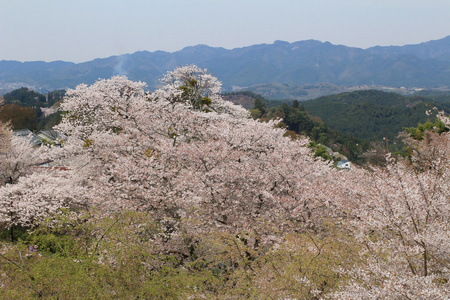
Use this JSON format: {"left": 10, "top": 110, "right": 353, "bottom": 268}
{"left": 337, "top": 159, "right": 351, "bottom": 170}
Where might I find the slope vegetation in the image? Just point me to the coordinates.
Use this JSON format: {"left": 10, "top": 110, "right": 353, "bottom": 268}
{"left": 302, "top": 90, "right": 447, "bottom": 141}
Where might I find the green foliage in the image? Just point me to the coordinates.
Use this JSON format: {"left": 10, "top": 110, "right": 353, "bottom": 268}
{"left": 250, "top": 97, "right": 269, "bottom": 119}
{"left": 3, "top": 87, "right": 46, "bottom": 107}
{"left": 178, "top": 78, "right": 212, "bottom": 111}
{"left": 0, "top": 211, "right": 361, "bottom": 299}
{"left": 405, "top": 119, "right": 449, "bottom": 140}
{"left": 250, "top": 108, "right": 263, "bottom": 119}
{"left": 309, "top": 141, "right": 331, "bottom": 160}
{"left": 83, "top": 139, "right": 94, "bottom": 148}
{"left": 2, "top": 88, "right": 65, "bottom": 108}
{"left": 0, "top": 211, "right": 197, "bottom": 298}
{"left": 302, "top": 90, "right": 441, "bottom": 142}
{"left": 252, "top": 228, "right": 361, "bottom": 299}
{"left": 0, "top": 226, "right": 30, "bottom": 242}
{"left": 414, "top": 90, "right": 450, "bottom": 107}
{"left": 253, "top": 98, "right": 267, "bottom": 113}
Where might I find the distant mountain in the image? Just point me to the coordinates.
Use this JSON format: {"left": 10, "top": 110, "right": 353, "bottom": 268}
{"left": 367, "top": 36, "right": 450, "bottom": 62}
{"left": 1, "top": 36, "right": 450, "bottom": 94}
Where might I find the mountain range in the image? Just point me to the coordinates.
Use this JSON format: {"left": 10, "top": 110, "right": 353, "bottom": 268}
{"left": 1, "top": 36, "right": 450, "bottom": 95}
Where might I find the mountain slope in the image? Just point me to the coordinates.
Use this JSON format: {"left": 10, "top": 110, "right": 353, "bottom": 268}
{"left": 367, "top": 36, "right": 450, "bottom": 61}
{"left": 301, "top": 90, "right": 446, "bottom": 141}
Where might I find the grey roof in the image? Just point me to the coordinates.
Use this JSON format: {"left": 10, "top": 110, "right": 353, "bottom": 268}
{"left": 12, "top": 129, "right": 33, "bottom": 137}
{"left": 36, "top": 129, "right": 66, "bottom": 145}
{"left": 337, "top": 159, "right": 351, "bottom": 169}
{"left": 13, "top": 129, "right": 42, "bottom": 146}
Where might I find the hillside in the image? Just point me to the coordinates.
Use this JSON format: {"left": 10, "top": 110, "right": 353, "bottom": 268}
{"left": 414, "top": 89, "right": 450, "bottom": 104}
{"left": 0, "top": 88, "right": 64, "bottom": 130}
{"left": 2, "top": 36, "right": 450, "bottom": 94}
{"left": 222, "top": 91, "right": 287, "bottom": 110}
{"left": 242, "top": 82, "right": 346, "bottom": 101}
{"left": 302, "top": 90, "right": 446, "bottom": 141}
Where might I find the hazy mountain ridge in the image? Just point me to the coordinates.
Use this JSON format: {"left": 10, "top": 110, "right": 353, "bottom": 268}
{"left": 367, "top": 36, "right": 450, "bottom": 61}
{"left": 1, "top": 36, "right": 450, "bottom": 94}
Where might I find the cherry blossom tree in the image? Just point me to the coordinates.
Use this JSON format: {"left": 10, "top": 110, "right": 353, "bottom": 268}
{"left": 0, "top": 96, "right": 88, "bottom": 239}
{"left": 333, "top": 111, "right": 450, "bottom": 298}
{"left": 154, "top": 65, "right": 222, "bottom": 111}
{"left": 0, "top": 134, "right": 50, "bottom": 186}
{"left": 1, "top": 96, "right": 50, "bottom": 186}
{"left": 0, "top": 98, "right": 12, "bottom": 180}
{"left": 0, "top": 170, "right": 88, "bottom": 229}
{"left": 0, "top": 122, "right": 11, "bottom": 177}
{"left": 55, "top": 66, "right": 342, "bottom": 257}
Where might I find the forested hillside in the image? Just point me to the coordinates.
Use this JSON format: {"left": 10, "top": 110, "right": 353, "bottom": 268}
{"left": 0, "top": 88, "right": 64, "bottom": 130}
{"left": 223, "top": 91, "right": 287, "bottom": 109}
{"left": 415, "top": 89, "right": 450, "bottom": 104}
{"left": 239, "top": 92, "right": 370, "bottom": 162}
{"left": 302, "top": 90, "right": 447, "bottom": 141}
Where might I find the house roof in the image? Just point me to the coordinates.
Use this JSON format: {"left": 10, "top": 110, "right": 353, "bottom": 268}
{"left": 12, "top": 129, "right": 33, "bottom": 137}
{"left": 13, "top": 129, "right": 42, "bottom": 146}
{"left": 337, "top": 159, "right": 351, "bottom": 169}
{"left": 36, "top": 129, "right": 66, "bottom": 144}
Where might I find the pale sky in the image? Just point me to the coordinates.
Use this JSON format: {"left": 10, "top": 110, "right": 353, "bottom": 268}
{"left": 1, "top": 0, "right": 449, "bottom": 63}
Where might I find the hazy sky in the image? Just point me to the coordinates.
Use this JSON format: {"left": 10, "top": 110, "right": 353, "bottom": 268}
{"left": 1, "top": 0, "right": 449, "bottom": 63}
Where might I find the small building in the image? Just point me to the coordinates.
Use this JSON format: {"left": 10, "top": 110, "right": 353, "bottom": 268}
{"left": 337, "top": 159, "right": 351, "bottom": 170}
{"left": 36, "top": 129, "right": 66, "bottom": 146}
